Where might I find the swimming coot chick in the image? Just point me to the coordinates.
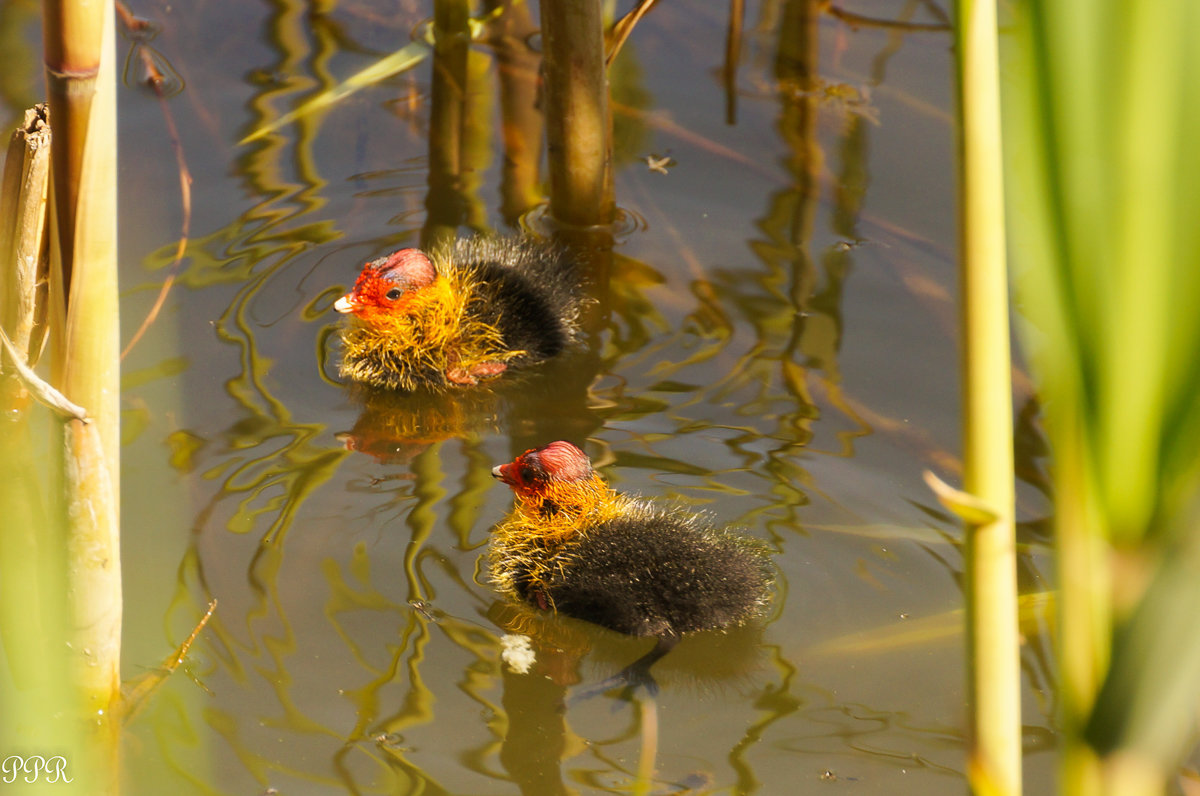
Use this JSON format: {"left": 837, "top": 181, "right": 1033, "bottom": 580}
{"left": 488, "top": 441, "right": 772, "bottom": 648}
{"left": 335, "top": 235, "right": 581, "bottom": 391}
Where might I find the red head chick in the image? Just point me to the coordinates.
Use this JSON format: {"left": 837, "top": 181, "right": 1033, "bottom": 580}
{"left": 488, "top": 441, "right": 773, "bottom": 649}
{"left": 491, "top": 440, "right": 598, "bottom": 501}
{"left": 333, "top": 235, "right": 582, "bottom": 392}
{"left": 334, "top": 249, "right": 436, "bottom": 319}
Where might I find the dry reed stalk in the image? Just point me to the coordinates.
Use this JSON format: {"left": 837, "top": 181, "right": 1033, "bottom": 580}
{"left": 42, "top": 0, "right": 105, "bottom": 298}
{"left": 43, "top": 0, "right": 123, "bottom": 717}
{"left": 0, "top": 104, "right": 51, "bottom": 364}
{"left": 0, "top": 103, "right": 64, "bottom": 759}
{"left": 0, "top": 103, "right": 97, "bottom": 788}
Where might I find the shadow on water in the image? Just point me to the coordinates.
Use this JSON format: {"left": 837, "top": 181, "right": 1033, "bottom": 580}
{"left": 0, "top": 0, "right": 1067, "bottom": 792}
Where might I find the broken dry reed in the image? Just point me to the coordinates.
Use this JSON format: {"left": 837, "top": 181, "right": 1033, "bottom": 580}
{"left": 0, "top": 105, "right": 50, "bottom": 364}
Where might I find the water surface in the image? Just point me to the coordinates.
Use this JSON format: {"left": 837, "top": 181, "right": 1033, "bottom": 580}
{"left": 5, "top": 1, "right": 1059, "bottom": 792}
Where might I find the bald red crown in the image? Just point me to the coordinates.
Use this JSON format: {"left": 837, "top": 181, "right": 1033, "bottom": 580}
{"left": 334, "top": 248, "right": 437, "bottom": 316}
{"left": 492, "top": 441, "right": 594, "bottom": 494}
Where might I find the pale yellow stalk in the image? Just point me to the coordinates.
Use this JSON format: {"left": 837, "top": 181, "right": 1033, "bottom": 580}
{"left": 954, "top": 0, "right": 1021, "bottom": 793}
{"left": 43, "top": 0, "right": 122, "bottom": 721}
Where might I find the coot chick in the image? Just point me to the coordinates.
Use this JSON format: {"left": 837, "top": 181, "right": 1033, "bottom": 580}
{"left": 488, "top": 441, "right": 772, "bottom": 668}
{"left": 335, "top": 235, "right": 581, "bottom": 391}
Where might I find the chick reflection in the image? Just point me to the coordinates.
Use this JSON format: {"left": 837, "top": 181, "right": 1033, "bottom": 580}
{"left": 489, "top": 601, "right": 769, "bottom": 691}
{"left": 335, "top": 386, "right": 497, "bottom": 466}
{"left": 336, "top": 352, "right": 600, "bottom": 466}
{"left": 489, "top": 600, "right": 767, "bottom": 796}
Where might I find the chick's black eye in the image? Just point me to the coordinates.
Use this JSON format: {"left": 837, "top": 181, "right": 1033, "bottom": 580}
{"left": 519, "top": 464, "right": 537, "bottom": 483}
{"left": 385, "top": 288, "right": 403, "bottom": 301}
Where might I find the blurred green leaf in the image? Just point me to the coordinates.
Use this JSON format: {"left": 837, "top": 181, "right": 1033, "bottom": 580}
{"left": 1006, "top": 0, "right": 1200, "bottom": 782}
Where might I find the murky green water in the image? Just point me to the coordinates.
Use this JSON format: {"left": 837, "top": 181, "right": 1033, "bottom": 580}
{"left": 3, "top": 0, "right": 1061, "bottom": 792}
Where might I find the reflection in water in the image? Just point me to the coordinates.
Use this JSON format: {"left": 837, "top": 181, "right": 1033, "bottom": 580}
{"left": 424, "top": 0, "right": 478, "bottom": 247}
{"left": 337, "top": 343, "right": 600, "bottom": 464}
{"left": 337, "top": 387, "right": 493, "bottom": 466}
{"left": 500, "top": 669, "right": 571, "bottom": 796}
{"left": 485, "top": 0, "right": 544, "bottom": 225}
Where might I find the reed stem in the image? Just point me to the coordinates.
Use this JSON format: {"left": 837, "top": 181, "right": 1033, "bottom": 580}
{"left": 43, "top": 0, "right": 122, "bottom": 720}
{"left": 539, "top": 0, "right": 614, "bottom": 227}
{"left": 954, "top": 0, "right": 1021, "bottom": 792}
{"left": 0, "top": 104, "right": 51, "bottom": 364}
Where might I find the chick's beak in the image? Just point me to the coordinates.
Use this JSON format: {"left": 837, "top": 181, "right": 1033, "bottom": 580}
{"left": 334, "top": 293, "right": 358, "bottom": 314}
{"left": 492, "top": 462, "right": 520, "bottom": 486}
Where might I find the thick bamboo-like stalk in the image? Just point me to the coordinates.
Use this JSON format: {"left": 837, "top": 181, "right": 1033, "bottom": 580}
{"left": 0, "top": 104, "right": 50, "bottom": 363}
{"left": 43, "top": 0, "right": 122, "bottom": 720}
{"left": 539, "top": 0, "right": 614, "bottom": 227}
{"left": 43, "top": 0, "right": 105, "bottom": 297}
{"left": 954, "top": 0, "right": 1021, "bottom": 793}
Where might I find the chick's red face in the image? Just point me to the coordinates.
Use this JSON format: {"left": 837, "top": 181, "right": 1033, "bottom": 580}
{"left": 334, "top": 249, "right": 436, "bottom": 317}
{"left": 492, "top": 441, "right": 593, "bottom": 495}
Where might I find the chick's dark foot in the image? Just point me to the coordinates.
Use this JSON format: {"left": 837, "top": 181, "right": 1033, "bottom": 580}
{"left": 570, "top": 662, "right": 661, "bottom": 706}
{"left": 569, "top": 636, "right": 675, "bottom": 706}
{"left": 615, "top": 658, "right": 662, "bottom": 700}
